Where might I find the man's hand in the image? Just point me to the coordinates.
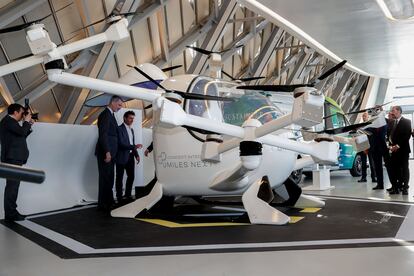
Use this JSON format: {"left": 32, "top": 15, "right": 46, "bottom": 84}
{"left": 104, "top": 152, "right": 112, "bottom": 163}
{"left": 135, "top": 144, "right": 143, "bottom": 149}
{"left": 144, "top": 149, "right": 149, "bottom": 157}
{"left": 23, "top": 112, "right": 32, "bottom": 122}
{"left": 390, "top": 145, "right": 399, "bottom": 153}
{"left": 135, "top": 155, "right": 140, "bottom": 164}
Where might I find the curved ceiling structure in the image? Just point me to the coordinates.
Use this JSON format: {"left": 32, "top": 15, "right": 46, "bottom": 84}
{"left": 243, "top": 0, "right": 414, "bottom": 79}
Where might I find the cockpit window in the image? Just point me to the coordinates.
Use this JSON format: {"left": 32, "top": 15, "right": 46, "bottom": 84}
{"left": 185, "top": 76, "right": 282, "bottom": 126}
{"left": 223, "top": 94, "right": 281, "bottom": 126}
{"left": 187, "top": 78, "right": 221, "bottom": 119}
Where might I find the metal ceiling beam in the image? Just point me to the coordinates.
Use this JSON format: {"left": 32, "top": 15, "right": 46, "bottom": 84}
{"left": 187, "top": 0, "right": 238, "bottom": 74}
{"left": 155, "top": 17, "right": 214, "bottom": 68}
{"left": 285, "top": 49, "right": 313, "bottom": 84}
{"left": 262, "top": 50, "right": 304, "bottom": 85}
{"left": 63, "top": 0, "right": 164, "bottom": 124}
{"left": 249, "top": 27, "right": 284, "bottom": 78}
{"left": 342, "top": 75, "right": 369, "bottom": 114}
{"left": 0, "top": 0, "right": 47, "bottom": 29}
{"left": 329, "top": 70, "right": 353, "bottom": 102}
{"left": 157, "top": 7, "right": 170, "bottom": 63}
{"left": 0, "top": 77, "right": 14, "bottom": 105}
{"left": 221, "top": 19, "right": 269, "bottom": 63}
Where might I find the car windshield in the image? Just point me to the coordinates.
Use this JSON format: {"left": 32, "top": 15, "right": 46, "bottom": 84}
{"left": 185, "top": 76, "right": 283, "bottom": 126}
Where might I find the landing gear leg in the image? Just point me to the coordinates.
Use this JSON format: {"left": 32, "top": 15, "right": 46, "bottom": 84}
{"left": 111, "top": 182, "right": 163, "bottom": 218}
{"left": 242, "top": 176, "right": 290, "bottom": 225}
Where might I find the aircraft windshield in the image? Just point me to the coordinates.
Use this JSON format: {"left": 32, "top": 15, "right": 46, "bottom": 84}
{"left": 186, "top": 77, "right": 282, "bottom": 126}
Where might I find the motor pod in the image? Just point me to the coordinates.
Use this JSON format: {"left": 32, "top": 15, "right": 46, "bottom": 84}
{"left": 291, "top": 87, "right": 325, "bottom": 128}
{"left": 26, "top": 24, "right": 54, "bottom": 55}
{"left": 239, "top": 140, "right": 262, "bottom": 170}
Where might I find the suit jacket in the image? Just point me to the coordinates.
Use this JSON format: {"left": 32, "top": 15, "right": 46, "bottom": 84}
{"left": 366, "top": 125, "right": 387, "bottom": 152}
{"left": 0, "top": 115, "right": 32, "bottom": 164}
{"left": 116, "top": 124, "right": 138, "bottom": 165}
{"left": 95, "top": 108, "right": 118, "bottom": 159}
{"left": 390, "top": 116, "right": 412, "bottom": 154}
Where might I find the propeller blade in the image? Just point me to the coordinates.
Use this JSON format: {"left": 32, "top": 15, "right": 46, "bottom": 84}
{"left": 127, "top": 64, "right": 168, "bottom": 91}
{"left": 221, "top": 70, "right": 236, "bottom": 81}
{"left": 323, "top": 121, "right": 372, "bottom": 135}
{"left": 161, "top": 65, "right": 182, "bottom": 72}
{"left": 119, "top": 11, "right": 142, "bottom": 17}
{"left": 237, "top": 84, "right": 310, "bottom": 92}
{"left": 130, "top": 64, "right": 234, "bottom": 101}
{"left": 322, "top": 112, "right": 345, "bottom": 120}
{"left": 174, "top": 91, "right": 234, "bottom": 102}
{"left": 316, "top": 60, "right": 347, "bottom": 82}
{"left": 186, "top": 46, "right": 212, "bottom": 55}
{"left": 0, "top": 23, "right": 32, "bottom": 34}
{"left": 217, "top": 44, "right": 243, "bottom": 54}
{"left": 344, "top": 101, "right": 393, "bottom": 115}
{"left": 73, "top": 17, "right": 107, "bottom": 33}
{"left": 238, "top": 76, "right": 265, "bottom": 82}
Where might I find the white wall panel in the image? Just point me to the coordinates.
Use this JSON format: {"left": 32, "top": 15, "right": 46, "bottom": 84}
{"left": 0, "top": 109, "right": 144, "bottom": 218}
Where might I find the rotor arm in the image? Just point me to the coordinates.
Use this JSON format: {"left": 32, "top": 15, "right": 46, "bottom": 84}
{"left": 47, "top": 69, "right": 160, "bottom": 102}
{"left": 0, "top": 19, "right": 129, "bottom": 77}
{"left": 259, "top": 135, "right": 339, "bottom": 164}
{"left": 293, "top": 156, "right": 315, "bottom": 171}
{"left": 57, "top": 18, "right": 129, "bottom": 56}
{"left": 0, "top": 55, "right": 44, "bottom": 77}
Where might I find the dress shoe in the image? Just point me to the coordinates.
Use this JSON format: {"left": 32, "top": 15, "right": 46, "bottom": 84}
{"left": 402, "top": 189, "right": 409, "bottom": 195}
{"left": 372, "top": 186, "right": 383, "bottom": 190}
{"left": 389, "top": 189, "right": 400, "bottom": 195}
{"left": 372, "top": 178, "right": 377, "bottom": 183}
{"left": 5, "top": 213, "right": 26, "bottom": 222}
{"left": 386, "top": 187, "right": 394, "bottom": 192}
{"left": 358, "top": 178, "right": 367, "bottom": 183}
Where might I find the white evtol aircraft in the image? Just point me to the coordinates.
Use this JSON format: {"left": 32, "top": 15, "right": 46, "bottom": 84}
{"left": 0, "top": 16, "right": 370, "bottom": 225}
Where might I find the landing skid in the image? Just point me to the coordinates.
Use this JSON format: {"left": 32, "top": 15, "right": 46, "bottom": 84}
{"left": 111, "top": 182, "right": 163, "bottom": 218}
{"left": 242, "top": 177, "right": 290, "bottom": 225}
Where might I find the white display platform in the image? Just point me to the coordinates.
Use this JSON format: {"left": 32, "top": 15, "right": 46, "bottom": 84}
{"left": 302, "top": 166, "right": 335, "bottom": 191}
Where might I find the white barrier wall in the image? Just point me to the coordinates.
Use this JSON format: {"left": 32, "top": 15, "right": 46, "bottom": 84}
{"left": 0, "top": 108, "right": 144, "bottom": 218}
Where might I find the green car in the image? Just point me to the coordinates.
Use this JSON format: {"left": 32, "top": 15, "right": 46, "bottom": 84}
{"left": 303, "top": 97, "right": 362, "bottom": 178}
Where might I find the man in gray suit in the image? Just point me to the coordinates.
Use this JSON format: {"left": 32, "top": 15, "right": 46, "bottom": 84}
{"left": 95, "top": 96, "right": 123, "bottom": 212}
{"left": 0, "top": 103, "right": 34, "bottom": 221}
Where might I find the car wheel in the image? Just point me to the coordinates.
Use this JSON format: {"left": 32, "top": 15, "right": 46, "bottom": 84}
{"left": 349, "top": 154, "right": 362, "bottom": 177}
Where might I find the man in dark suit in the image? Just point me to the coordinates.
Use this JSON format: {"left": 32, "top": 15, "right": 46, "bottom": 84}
{"left": 0, "top": 103, "right": 33, "bottom": 221}
{"left": 95, "top": 95, "right": 123, "bottom": 212}
{"left": 388, "top": 106, "right": 412, "bottom": 195}
{"left": 115, "top": 111, "right": 142, "bottom": 202}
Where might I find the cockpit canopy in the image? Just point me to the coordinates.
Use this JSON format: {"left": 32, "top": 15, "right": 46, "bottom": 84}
{"left": 185, "top": 76, "right": 283, "bottom": 127}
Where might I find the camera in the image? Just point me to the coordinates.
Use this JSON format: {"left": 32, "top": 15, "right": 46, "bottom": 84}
{"left": 24, "top": 98, "right": 39, "bottom": 121}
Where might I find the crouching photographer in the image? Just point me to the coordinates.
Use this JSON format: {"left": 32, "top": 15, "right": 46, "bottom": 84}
{"left": 0, "top": 103, "right": 34, "bottom": 221}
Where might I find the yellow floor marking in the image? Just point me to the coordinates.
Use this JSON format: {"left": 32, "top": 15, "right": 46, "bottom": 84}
{"left": 300, "top": 208, "right": 321, "bottom": 213}
{"left": 137, "top": 218, "right": 249, "bottom": 228}
{"left": 289, "top": 216, "right": 304, "bottom": 223}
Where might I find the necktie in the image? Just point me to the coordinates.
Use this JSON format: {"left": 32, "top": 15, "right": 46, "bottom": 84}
{"left": 389, "top": 120, "right": 397, "bottom": 143}
{"left": 131, "top": 128, "right": 135, "bottom": 145}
